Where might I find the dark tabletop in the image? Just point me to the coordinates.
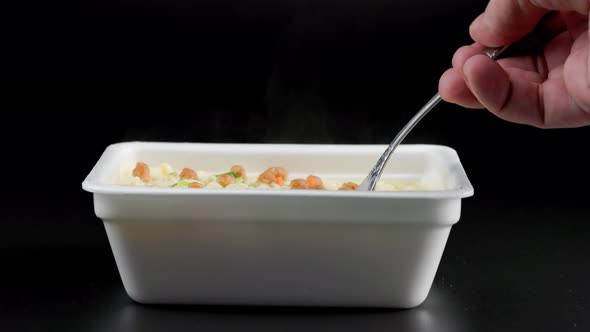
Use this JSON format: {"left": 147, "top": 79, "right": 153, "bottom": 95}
{"left": 3, "top": 204, "right": 589, "bottom": 332}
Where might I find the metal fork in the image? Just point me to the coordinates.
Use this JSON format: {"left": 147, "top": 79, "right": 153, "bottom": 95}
{"left": 358, "top": 46, "right": 508, "bottom": 191}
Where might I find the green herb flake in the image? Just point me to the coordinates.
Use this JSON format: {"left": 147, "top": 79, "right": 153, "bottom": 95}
{"left": 171, "top": 180, "right": 190, "bottom": 187}
{"left": 215, "top": 171, "right": 240, "bottom": 178}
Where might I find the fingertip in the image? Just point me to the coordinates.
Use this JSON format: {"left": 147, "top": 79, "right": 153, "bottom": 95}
{"left": 463, "top": 54, "right": 511, "bottom": 112}
{"left": 468, "top": 14, "right": 485, "bottom": 43}
{"left": 439, "top": 68, "right": 483, "bottom": 109}
{"left": 452, "top": 46, "right": 473, "bottom": 71}
{"left": 463, "top": 54, "right": 492, "bottom": 81}
{"left": 469, "top": 13, "right": 503, "bottom": 47}
{"left": 439, "top": 69, "right": 460, "bottom": 101}
{"left": 452, "top": 44, "right": 485, "bottom": 75}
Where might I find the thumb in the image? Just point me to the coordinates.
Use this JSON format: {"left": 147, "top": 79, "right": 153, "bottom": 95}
{"left": 469, "top": 0, "right": 548, "bottom": 47}
{"left": 470, "top": 0, "right": 590, "bottom": 47}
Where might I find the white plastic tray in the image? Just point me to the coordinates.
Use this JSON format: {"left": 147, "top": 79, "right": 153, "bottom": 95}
{"left": 82, "top": 142, "right": 473, "bottom": 308}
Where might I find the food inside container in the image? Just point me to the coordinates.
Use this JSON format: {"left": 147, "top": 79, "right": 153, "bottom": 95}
{"left": 120, "top": 161, "right": 431, "bottom": 191}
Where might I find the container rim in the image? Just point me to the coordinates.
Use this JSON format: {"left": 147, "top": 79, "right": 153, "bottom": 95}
{"left": 82, "top": 142, "right": 474, "bottom": 200}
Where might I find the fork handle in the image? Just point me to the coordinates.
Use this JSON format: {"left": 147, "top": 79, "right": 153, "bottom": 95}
{"left": 357, "top": 46, "right": 508, "bottom": 191}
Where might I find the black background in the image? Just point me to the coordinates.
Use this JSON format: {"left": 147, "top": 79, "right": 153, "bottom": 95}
{"left": 1, "top": 0, "right": 589, "bottom": 331}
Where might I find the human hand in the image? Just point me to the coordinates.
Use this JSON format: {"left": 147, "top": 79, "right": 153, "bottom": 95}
{"left": 439, "top": 0, "right": 589, "bottom": 128}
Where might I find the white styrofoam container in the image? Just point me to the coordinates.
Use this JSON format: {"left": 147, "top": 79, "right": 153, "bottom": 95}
{"left": 82, "top": 142, "right": 473, "bottom": 308}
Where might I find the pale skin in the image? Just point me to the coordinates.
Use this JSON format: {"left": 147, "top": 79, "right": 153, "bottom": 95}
{"left": 439, "top": 0, "right": 590, "bottom": 128}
